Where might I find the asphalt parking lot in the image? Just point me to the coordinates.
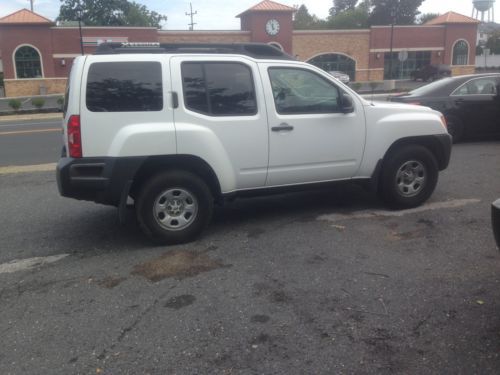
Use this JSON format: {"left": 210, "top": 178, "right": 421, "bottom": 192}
{"left": 1, "top": 141, "right": 500, "bottom": 374}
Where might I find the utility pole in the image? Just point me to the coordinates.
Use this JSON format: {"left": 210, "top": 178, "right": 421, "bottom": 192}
{"left": 28, "top": 0, "right": 34, "bottom": 11}
{"left": 388, "top": 0, "right": 399, "bottom": 80}
{"left": 185, "top": 3, "right": 197, "bottom": 31}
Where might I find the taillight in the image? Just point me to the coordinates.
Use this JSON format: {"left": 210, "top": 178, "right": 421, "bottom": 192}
{"left": 440, "top": 114, "right": 447, "bottom": 129}
{"left": 67, "top": 115, "right": 82, "bottom": 158}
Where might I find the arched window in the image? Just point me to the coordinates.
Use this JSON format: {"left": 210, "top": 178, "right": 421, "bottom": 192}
{"left": 452, "top": 40, "right": 469, "bottom": 66}
{"left": 269, "top": 42, "right": 283, "bottom": 51}
{"left": 15, "top": 46, "right": 42, "bottom": 78}
{"left": 307, "top": 53, "right": 356, "bottom": 81}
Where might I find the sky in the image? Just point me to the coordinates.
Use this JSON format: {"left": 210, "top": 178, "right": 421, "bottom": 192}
{"left": 0, "top": 0, "right": 497, "bottom": 30}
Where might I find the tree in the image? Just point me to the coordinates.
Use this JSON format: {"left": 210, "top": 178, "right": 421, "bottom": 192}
{"left": 329, "top": 0, "right": 359, "bottom": 17}
{"left": 369, "top": 0, "right": 424, "bottom": 25}
{"left": 486, "top": 31, "right": 500, "bottom": 54}
{"left": 57, "top": 0, "right": 167, "bottom": 28}
{"left": 418, "top": 12, "right": 439, "bottom": 24}
{"left": 293, "top": 4, "right": 327, "bottom": 30}
{"left": 328, "top": 0, "right": 370, "bottom": 29}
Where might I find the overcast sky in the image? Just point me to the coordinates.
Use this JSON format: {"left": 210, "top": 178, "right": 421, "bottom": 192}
{"left": 0, "top": 0, "right": 497, "bottom": 29}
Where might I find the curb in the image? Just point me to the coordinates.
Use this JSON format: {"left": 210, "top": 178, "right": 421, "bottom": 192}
{"left": 0, "top": 113, "right": 63, "bottom": 123}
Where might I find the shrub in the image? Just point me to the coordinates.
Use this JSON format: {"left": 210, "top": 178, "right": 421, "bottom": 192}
{"left": 31, "top": 97, "right": 45, "bottom": 109}
{"left": 369, "top": 81, "right": 380, "bottom": 92}
{"left": 8, "top": 99, "right": 22, "bottom": 111}
{"left": 351, "top": 82, "right": 362, "bottom": 92}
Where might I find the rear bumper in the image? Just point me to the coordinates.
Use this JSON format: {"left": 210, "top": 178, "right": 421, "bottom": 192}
{"left": 56, "top": 156, "right": 146, "bottom": 206}
{"left": 492, "top": 199, "right": 500, "bottom": 248}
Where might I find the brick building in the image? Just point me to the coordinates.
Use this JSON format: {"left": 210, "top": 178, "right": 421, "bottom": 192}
{"left": 0, "top": 0, "right": 479, "bottom": 97}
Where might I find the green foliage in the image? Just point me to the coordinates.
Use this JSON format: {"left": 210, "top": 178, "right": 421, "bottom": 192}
{"left": 0, "top": 72, "right": 4, "bottom": 87}
{"left": 328, "top": 5, "right": 370, "bottom": 29}
{"left": 486, "top": 31, "right": 500, "bottom": 54}
{"left": 293, "top": 5, "right": 327, "bottom": 29}
{"left": 350, "top": 82, "right": 363, "bottom": 92}
{"left": 418, "top": 12, "right": 440, "bottom": 24}
{"left": 31, "top": 97, "right": 46, "bottom": 109}
{"left": 369, "top": 81, "right": 380, "bottom": 91}
{"left": 57, "top": 0, "right": 167, "bottom": 28}
{"left": 329, "top": 0, "right": 358, "bottom": 17}
{"left": 57, "top": 96, "right": 64, "bottom": 106}
{"left": 369, "top": 0, "right": 423, "bottom": 25}
{"left": 476, "top": 45, "right": 483, "bottom": 56}
{"left": 8, "top": 99, "right": 22, "bottom": 111}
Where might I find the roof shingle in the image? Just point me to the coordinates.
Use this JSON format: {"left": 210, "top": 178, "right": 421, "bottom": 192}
{"left": 237, "top": 0, "right": 296, "bottom": 17}
{"left": 425, "top": 11, "right": 480, "bottom": 25}
{"left": 0, "top": 9, "right": 53, "bottom": 25}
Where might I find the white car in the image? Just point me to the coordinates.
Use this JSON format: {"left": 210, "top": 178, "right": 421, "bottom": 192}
{"left": 328, "top": 70, "right": 350, "bottom": 84}
{"left": 57, "top": 42, "right": 451, "bottom": 244}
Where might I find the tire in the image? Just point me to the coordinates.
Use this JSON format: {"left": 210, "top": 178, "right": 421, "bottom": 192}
{"left": 379, "top": 145, "right": 438, "bottom": 209}
{"left": 444, "top": 114, "right": 464, "bottom": 143}
{"left": 136, "top": 171, "right": 213, "bottom": 245}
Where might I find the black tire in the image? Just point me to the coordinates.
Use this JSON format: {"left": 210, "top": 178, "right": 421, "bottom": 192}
{"left": 379, "top": 145, "right": 438, "bottom": 209}
{"left": 444, "top": 114, "right": 464, "bottom": 143}
{"left": 136, "top": 171, "right": 213, "bottom": 245}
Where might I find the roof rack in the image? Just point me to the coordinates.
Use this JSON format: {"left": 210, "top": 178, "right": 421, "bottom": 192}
{"left": 94, "top": 42, "right": 295, "bottom": 60}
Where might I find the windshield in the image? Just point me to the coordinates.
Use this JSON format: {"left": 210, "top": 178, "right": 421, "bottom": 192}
{"left": 407, "top": 77, "right": 454, "bottom": 97}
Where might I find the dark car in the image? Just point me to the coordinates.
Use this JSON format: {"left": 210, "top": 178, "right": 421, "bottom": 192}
{"left": 410, "top": 64, "right": 451, "bottom": 82}
{"left": 493, "top": 199, "right": 500, "bottom": 249}
{"left": 390, "top": 74, "right": 500, "bottom": 142}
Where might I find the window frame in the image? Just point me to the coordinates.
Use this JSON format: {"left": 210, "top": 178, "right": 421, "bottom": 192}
{"left": 267, "top": 66, "right": 344, "bottom": 115}
{"left": 13, "top": 44, "right": 44, "bottom": 79}
{"left": 181, "top": 61, "right": 258, "bottom": 117}
{"left": 452, "top": 39, "right": 469, "bottom": 66}
{"left": 450, "top": 77, "right": 499, "bottom": 97}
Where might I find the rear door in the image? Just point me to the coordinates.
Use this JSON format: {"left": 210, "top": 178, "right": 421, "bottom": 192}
{"left": 259, "top": 63, "right": 366, "bottom": 187}
{"left": 169, "top": 56, "right": 269, "bottom": 191}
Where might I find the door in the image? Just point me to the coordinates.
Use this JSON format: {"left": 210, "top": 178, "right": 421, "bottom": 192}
{"left": 170, "top": 56, "right": 269, "bottom": 191}
{"left": 451, "top": 76, "right": 500, "bottom": 136}
{"left": 260, "top": 64, "right": 366, "bottom": 186}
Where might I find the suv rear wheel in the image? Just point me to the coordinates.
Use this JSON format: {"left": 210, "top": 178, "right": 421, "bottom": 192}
{"left": 136, "top": 171, "right": 213, "bottom": 244}
{"left": 379, "top": 145, "right": 438, "bottom": 209}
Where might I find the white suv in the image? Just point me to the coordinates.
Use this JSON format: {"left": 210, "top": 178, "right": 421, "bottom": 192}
{"left": 57, "top": 43, "right": 451, "bottom": 244}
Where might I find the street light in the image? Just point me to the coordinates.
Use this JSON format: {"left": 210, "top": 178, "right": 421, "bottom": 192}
{"left": 74, "top": 0, "right": 84, "bottom": 55}
{"left": 388, "top": 0, "right": 400, "bottom": 79}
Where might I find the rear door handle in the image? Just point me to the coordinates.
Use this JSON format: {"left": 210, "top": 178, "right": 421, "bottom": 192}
{"left": 271, "top": 123, "right": 294, "bottom": 132}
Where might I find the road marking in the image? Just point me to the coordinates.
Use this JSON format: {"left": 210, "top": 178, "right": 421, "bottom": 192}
{"left": 0, "top": 163, "right": 56, "bottom": 175}
{"left": 317, "top": 199, "right": 481, "bottom": 223}
{"left": 0, "top": 128, "right": 60, "bottom": 136}
{"left": 0, "top": 254, "right": 69, "bottom": 275}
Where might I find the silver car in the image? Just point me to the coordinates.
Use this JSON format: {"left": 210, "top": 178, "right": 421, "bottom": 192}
{"left": 328, "top": 71, "right": 350, "bottom": 84}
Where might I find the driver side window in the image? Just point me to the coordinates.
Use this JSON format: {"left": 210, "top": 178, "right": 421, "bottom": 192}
{"left": 268, "top": 68, "right": 341, "bottom": 114}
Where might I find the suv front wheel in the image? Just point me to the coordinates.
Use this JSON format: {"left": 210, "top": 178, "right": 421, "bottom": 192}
{"left": 379, "top": 145, "right": 438, "bottom": 209}
{"left": 136, "top": 171, "right": 213, "bottom": 244}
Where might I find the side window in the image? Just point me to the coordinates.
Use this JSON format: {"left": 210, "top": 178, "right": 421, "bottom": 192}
{"left": 268, "top": 68, "right": 341, "bottom": 114}
{"left": 452, "top": 78, "right": 498, "bottom": 96}
{"left": 182, "top": 62, "right": 257, "bottom": 116}
{"left": 86, "top": 62, "right": 163, "bottom": 112}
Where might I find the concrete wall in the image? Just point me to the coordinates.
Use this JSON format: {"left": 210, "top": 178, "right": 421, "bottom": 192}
{"left": 4, "top": 78, "right": 66, "bottom": 97}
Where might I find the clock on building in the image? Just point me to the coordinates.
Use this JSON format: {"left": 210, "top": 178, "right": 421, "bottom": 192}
{"left": 265, "top": 19, "right": 280, "bottom": 36}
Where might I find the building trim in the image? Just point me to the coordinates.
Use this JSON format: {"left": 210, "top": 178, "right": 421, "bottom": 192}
{"left": 268, "top": 41, "right": 284, "bottom": 51}
{"left": 4, "top": 77, "right": 67, "bottom": 81}
{"left": 293, "top": 29, "right": 370, "bottom": 34}
{"left": 371, "top": 25, "right": 445, "bottom": 29}
{"left": 306, "top": 51, "right": 359, "bottom": 68}
{"left": 370, "top": 47, "right": 445, "bottom": 53}
{"left": 52, "top": 26, "right": 157, "bottom": 30}
{"left": 53, "top": 53, "right": 81, "bottom": 58}
{"left": 158, "top": 30, "right": 250, "bottom": 34}
{"left": 12, "top": 43, "right": 45, "bottom": 79}
{"left": 356, "top": 68, "right": 384, "bottom": 71}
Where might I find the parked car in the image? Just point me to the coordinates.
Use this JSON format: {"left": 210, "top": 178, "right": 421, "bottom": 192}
{"left": 57, "top": 42, "right": 451, "bottom": 244}
{"left": 390, "top": 73, "right": 500, "bottom": 142}
{"left": 328, "top": 71, "right": 350, "bottom": 84}
{"left": 493, "top": 199, "right": 500, "bottom": 248}
{"left": 410, "top": 64, "right": 451, "bottom": 82}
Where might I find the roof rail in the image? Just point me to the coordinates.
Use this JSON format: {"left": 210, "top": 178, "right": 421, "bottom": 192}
{"left": 94, "top": 42, "right": 295, "bottom": 60}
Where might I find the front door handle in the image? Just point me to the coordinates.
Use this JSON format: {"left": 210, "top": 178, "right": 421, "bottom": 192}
{"left": 271, "top": 123, "right": 294, "bottom": 132}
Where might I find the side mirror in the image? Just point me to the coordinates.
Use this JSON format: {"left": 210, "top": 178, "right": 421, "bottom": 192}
{"left": 340, "top": 93, "right": 354, "bottom": 114}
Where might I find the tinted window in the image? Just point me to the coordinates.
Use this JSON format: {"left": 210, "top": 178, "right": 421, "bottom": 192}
{"left": 452, "top": 77, "right": 498, "bottom": 96}
{"left": 182, "top": 62, "right": 257, "bottom": 116}
{"left": 268, "top": 68, "right": 341, "bottom": 114}
{"left": 86, "top": 62, "right": 162, "bottom": 112}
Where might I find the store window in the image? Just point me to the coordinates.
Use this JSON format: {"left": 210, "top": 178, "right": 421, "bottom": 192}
{"left": 384, "top": 51, "right": 431, "bottom": 79}
{"left": 14, "top": 46, "right": 42, "bottom": 79}
{"left": 452, "top": 40, "right": 469, "bottom": 65}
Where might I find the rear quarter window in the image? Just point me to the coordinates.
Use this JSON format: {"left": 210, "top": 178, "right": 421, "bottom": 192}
{"left": 86, "top": 61, "right": 163, "bottom": 112}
